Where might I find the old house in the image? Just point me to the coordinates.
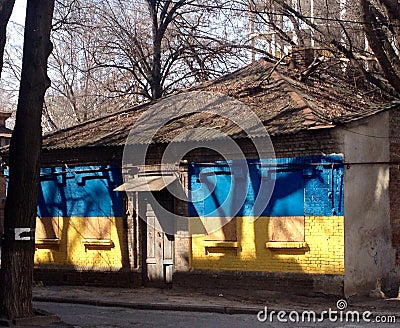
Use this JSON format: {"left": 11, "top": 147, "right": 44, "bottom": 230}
{"left": 28, "top": 58, "right": 400, "bottom": 298}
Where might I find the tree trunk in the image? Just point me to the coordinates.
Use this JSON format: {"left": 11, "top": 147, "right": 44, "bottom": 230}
{"left": 0, "top": 0, "right": 15, "bottom": 77}
{"left": 360, "top": 0, "right": 400, "bottom": 95}
{"left": 149, "top": 0, "right": 163, "bottom": 100}
{"left": 151, "top": 39, "right": 163, "bottom": 100}
{"left": 0, "top": 0, "right": 54, "bottom": 320}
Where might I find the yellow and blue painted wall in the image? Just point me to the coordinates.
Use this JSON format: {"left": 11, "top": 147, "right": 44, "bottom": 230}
{"left": 34, "top": 165, "right": 125, "bottom": 270}
{"left": 189, "top": 155, "right": 345, "bottom": 275}
{"left": 24, "top": 155, "right": 344, "bottom": 278}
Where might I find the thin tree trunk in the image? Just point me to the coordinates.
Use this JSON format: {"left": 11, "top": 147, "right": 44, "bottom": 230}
{"left": 0, "top": 0, "right": 54, "bottom": 320}
{"left": 361, "top": 0, "right": 400, "bottom": 95}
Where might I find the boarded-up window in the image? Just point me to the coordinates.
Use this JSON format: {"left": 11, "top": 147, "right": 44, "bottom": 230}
{"left": 204, "top": 218, "right": 237, "bottom": 241}
{"left": 84, "top": 217, "right": 111, "bottom": 240}
{"left": 268, "top": 216, "right": 305, "bottom": 242}
{"left": 36, "top": 217, "right": 59, "bottom": 240}
{"left": 262, "top": 169, "right": 305, "bottom": 217}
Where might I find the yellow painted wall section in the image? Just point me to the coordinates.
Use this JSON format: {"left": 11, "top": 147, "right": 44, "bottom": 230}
{"left": 191, "top": 216, "right": 344, "bottom": 274}
{"left": 34, "top": 217, "right": 124, "bottom": 270}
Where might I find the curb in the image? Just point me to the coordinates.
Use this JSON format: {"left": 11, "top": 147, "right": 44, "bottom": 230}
{"left": 33, "top": 296, "right": 400, "bottom": 322}
{"left": 0, "top": 309, "right": 62, "bottom": 327}
{"left": 33, "top": 296, "right": 260, "bottom": 315}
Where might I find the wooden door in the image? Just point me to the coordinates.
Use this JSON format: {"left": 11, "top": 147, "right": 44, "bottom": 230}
{"left": 141, "top": 189, "right": 174, "bottom": 286}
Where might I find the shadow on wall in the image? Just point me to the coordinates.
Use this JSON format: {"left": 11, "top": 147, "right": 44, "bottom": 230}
{"left": 35, "top": 165, "right": 128, "bottom": 270}
{"left": 189, "top": 155, "right": 343, "bottom": 230}
{"left": 187, "top": 156, "right": 345, "bottom": 295}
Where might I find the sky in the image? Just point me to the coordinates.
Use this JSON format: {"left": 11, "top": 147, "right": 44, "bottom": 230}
{"left": 10, "top": 0, "right": 26, "bottom": 26}
{"left": 3, "top": 0, "right": 25, "bottom": 128}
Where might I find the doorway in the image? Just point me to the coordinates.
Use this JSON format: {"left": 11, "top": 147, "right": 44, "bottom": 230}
{"left": 140, "top": 188, "right": 175, "bottom": 287}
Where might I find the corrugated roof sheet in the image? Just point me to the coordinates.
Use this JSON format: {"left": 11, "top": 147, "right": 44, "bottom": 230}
{"left": 42, "top": 59, "right": 400, "bottom": 151}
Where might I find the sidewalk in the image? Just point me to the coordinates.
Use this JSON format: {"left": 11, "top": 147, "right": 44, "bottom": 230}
{"left": 32, "top": 285, "right": 400, "bottom": 318}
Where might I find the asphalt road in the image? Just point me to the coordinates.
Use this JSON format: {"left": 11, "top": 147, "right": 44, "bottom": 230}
{"left": 34, "top": 302, "right": 398, "bottom": 328}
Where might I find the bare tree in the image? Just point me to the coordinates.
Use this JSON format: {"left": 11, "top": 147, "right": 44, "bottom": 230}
{"left": 45, "top": 10, "right": 136, "bottom": 130}
{"left": 0, "top": 0, "right": 54, "bottom": 319}
{"left": 89, "top": 0, "right": 251, "bottom": 100}
{"left": 43, "top": 0, "right": 267, "bottom": 130}
{"left": 14, "top": 0, "right": 400, "bottom": 135}
{"left": 360, "top": 0, "right": 400, "bottom": 96}
{"left": 243, "top": 0, "right": 400, "bottom": 98}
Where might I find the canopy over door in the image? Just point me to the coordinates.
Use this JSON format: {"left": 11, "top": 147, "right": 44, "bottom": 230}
{"left": 114, "top": 175, "right": 177, "bottom": 192}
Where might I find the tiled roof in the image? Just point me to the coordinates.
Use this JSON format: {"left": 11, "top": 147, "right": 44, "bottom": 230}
{"left": 42, "top": 59, "right": 400, "bottom": 150}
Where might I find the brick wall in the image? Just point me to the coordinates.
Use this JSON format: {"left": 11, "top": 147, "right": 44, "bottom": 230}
{"left": 42, "top": 128, "right": 340, "bottom": 167}
{"left": 182, "top": 130, "right": 339, "bottom": 163}
{"left": 34, "top": 268, "right": 141, "bottom": 288}
{"left": 129, "top": 129, "right": 339, "bottom": 165}
{"left": 174, "top": 270, "right": 344, "bottom": 297}
{"left": 272, "top": 130, "right": 340, "bottom": 158}
{"left": 117, "top": 129, "right": 341, "bottom": 278}
{"left": 34, "top": 128, "right": 341, "bottom": 289}
{"left": 34, "top": 217, "right": 127, "bottom": 269}
{"left": 164, "top": 129, "right": 342, "bottom": 287}
{"left": 190, "top": 216, "right": 344, "bottom": 275}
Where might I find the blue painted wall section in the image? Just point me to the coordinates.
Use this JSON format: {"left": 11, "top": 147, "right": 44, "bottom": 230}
{"left": 188, "top": 156, "right": 344, "bottom": 217}
{"left": 37, "top": 165, "right": 123, "bottom": 217}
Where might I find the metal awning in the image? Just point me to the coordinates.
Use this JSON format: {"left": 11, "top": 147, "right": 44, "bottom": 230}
{"left": 114, "top": 175, "right": 177, "bottom": 192}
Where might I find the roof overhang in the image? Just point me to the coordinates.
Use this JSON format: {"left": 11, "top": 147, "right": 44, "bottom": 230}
{"left": 114, "top": 174, "right": 177, "bottom": 192}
